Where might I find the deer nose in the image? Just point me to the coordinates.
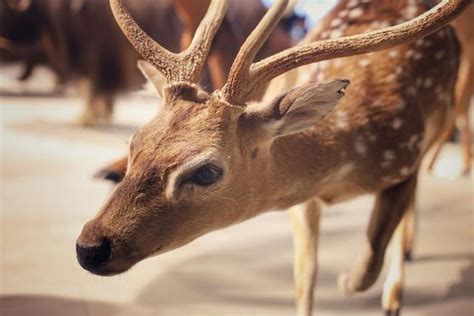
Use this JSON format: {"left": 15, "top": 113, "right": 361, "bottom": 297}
{"left": 76, "top": 238, "right": 112, "bottom": 272}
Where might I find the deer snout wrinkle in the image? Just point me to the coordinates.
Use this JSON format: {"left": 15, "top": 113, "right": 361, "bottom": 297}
{"left": 76, "top": 238, "right": 112, "bottom": 272}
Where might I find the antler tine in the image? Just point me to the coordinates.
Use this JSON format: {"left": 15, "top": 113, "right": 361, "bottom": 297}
{"left": 110, "top": 0, "right": 228, "bottom": 84}
{"left": 110, "top": 0, "right": 179, "bottom": 81}
{"left": 220, "top": 0, "right": 289, "bottom": 105}
{"left": 219, "top": 0, "right": 471, "bottom": 105}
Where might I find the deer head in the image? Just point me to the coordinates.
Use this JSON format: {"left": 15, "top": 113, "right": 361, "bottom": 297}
{"left": 76, "top": 0, "right": 469, "bottom": 275}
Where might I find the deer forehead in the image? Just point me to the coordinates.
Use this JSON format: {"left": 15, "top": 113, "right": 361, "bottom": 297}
{"left": 129, "top": 97, "right": 246, "bottom": 169}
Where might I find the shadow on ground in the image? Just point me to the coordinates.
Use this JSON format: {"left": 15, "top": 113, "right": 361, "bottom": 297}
{"left": 0, "top": 295, "right": 118, "bottom": 316}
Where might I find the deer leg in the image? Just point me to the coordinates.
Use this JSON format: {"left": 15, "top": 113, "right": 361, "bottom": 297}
{"left": 95, "top": 94, "right": 114, "bottom": 122}
{"left": 76, "top": 79, "right": 114, "bottom": 126}
{"left": 426, "top": 119, "right": 455, "bottom": 172}
{"left": 402, "top": 201, "right": 416, "bottom": 261}
{"left": 428, "top": 53, "right": 473, "bottom": 174}
{"left": 382, "top": 184, "right": 416, "bottom": 316}
{"left": 338, "top": 174, "right": 417, "bottom": 294}
{"left": 76, "top": 80, "right": 99, "bottom": 127}
{"left": 456, "top": 54, "right": 473, "bottom": 175}
{"left": 290, "top": 199, "right": 322, "bottom": 316}
{"left": 456, "top": 95, "right": 472, "bottom": 175}
{"left": 94, "top": 156, "right": 128, "bottom": 184}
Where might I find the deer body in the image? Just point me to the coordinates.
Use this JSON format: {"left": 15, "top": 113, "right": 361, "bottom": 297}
{"left": 76, "top": 0, "right": 470, "bottom": 315}
{"left": 275, "top": 0, "right": 459, "bottom": 202}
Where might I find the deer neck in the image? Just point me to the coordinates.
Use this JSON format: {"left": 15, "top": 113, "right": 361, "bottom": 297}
{"left": 245, "top": 127, "right": 351, "bottom": 215}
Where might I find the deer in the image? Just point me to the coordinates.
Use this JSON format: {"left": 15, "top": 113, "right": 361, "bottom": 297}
{"left": 76, "top": 0, "right": 470, "bottom": 315}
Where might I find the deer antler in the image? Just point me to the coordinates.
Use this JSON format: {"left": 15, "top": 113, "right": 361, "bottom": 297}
{"left": 219, "top": 0, "right": 472, "bottom": 105}
{"left": 110, "top": 0, "right": 228, "bottom": 84}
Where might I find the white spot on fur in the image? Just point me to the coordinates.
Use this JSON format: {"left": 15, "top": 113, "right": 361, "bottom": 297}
{"left": 413, "top": 52, "right": 422, "bottom": 60}
{"left": 423, "top": 78, "right": 433, "bottom": 88}
{"left": 336, "top": 111, "right": 349, "bottom": 130}
{"left": 384, "top": 150, "right": 396, "bottom": 160}
{"left": 369, "top": 134, "right": 377, "bottom": 142}
{"left": 347, "top": 0, "right": 359, "bottom": 9}
{"left": 348, "top": 7, "right": 364, "bottom": 19}
{"left": 385, "top": 74, "right": 397, "bottom": 83}
{"left": 319, "top": 60, "right": 330, "bottom": 71}
{"left": 298, "top": 70, "right": 312, "bottom": 84}
{"left": 383, "top": 176, "right": 403, "bottom": 185}
{"left": 370, "top": 21, "right": 381, "bottom": 29}
{"left": 396, "top": 100, "right": 406, "bottom": 110}
{"left": 369, "top": 20, "right": 389, "bottom": 30}
{"left": 355, "top": 138, "right": 367, "bottom": 155}
{"left": 389, "top": 50, "right": 400, "bottom": 58}
{"left": 338, "top": 10, "right": 349, "bottom": 18}
{"left": 372, "top": 100, "right": 383, "bottom": 107}
{"left": 400, "top": 166, "right": 411, "bottom": 176}
{"left": 415, "top": 39, "right": 424, "bottom": 46}
{"left": 396, "top": 18, "right": 406, "bottom": 24}
{"left": 392, "top": 117, "right": 403, "bottom": 129}
{"left": 435, "top": 51, "right": 445, "bottom": 60}
{"left": 333, "top": 59, "right": 343, "bottom": 69}
{"left": 331, "top": 18, "right": 343, "bottom": 28}
{"left": 330, "top": 29, "right": 344, "bottom": 39}
{"left": 321, "top": 30, "right": 329, "bottom": 39}
{"left": 358, "top": 58, "right": 370, "bottom": 67}
{"left": 408, "top": 134, "right": 420, "bottom": 150}
{"left": 415, "top": 77, "right": 423, "bottom": 87}
{"left": 405, "top": 49, "right": 414, "bottom": 58}
{"left": 381, "top": 161, "right": 392, "bottom": 168}
{"left": 336, "top": 163, "right": 355, "bottom": 178}
{"left": 403, "top": 2, "right": 418, "bottom": 19}
{"left": 406, "top": 87, "right": 416, "bottom": 96}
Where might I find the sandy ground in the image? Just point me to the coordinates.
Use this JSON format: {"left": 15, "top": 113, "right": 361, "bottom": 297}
{"left": 0, "top": 95, "right": 473, "bottom": 316}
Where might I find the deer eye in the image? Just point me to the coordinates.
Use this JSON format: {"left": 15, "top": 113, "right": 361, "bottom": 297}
{"left": 190, "top": 164, "right": 223, "bottom": 187}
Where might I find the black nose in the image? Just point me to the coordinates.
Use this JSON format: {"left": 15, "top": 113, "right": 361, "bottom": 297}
{"left": 76, "top": 238, "right": 112, "bottom": 272}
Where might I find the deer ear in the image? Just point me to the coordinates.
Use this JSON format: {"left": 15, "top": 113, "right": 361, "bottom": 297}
{"left": 137, "top": 60, "right": 167, "bottom": 97}
{"left": 260, "top": 80, "right": 349, "bottom": 138}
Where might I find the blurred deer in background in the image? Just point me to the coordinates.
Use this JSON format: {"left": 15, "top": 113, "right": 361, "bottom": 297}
{"left": 427, "top": 4, "right": 473, "bottom": 175}
{"left": 174, "top": 0, "right": 296, "bottom": 89}
{"left": 0, "top": 0, "right": 182, "bottom": 126}
{"left": 76, "top": 0, "right": 470, "bottom": 315}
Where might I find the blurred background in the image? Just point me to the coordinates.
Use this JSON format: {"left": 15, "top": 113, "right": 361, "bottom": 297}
{"left": 0, "top": 0, "right": 472, "bottom": 315}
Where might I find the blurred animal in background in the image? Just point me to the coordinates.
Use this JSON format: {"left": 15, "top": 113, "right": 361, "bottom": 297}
{"left": 0, "top": 0, "right": 300, "bottom": 126}
{"left": 174, "top": 0, "right": 298, "bottom": 90}
{"left": 76, "top": 1, "right": 469, "bottom": 316}
{"left": 0, "top": 0, "right": 182, "bottom": 126}
{"left": 427, "top": 4, "right": 474, "bottom": 175}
